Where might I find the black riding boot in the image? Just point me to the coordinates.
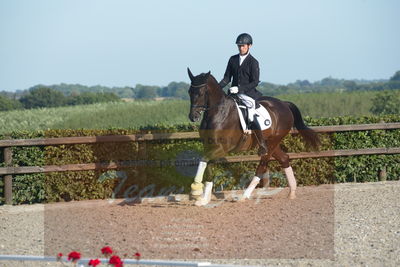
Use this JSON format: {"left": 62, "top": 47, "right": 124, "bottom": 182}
{"left": 251, "top": 115, "right": 268, "bottom": 156}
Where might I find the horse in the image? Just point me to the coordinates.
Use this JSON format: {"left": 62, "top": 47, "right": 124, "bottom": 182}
{"left": 187, "top": 68, "right": 320, "bottom": 206}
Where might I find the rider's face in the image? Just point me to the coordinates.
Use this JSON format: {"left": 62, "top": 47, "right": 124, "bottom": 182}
{"left": 238, "top": 44, "right": 251, "bottom": 55}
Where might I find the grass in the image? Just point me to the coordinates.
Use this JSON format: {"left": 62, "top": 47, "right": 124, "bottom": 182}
{"left": 0, "top": 91, "right": 380, "bottom": 135}
{"left": 276, "top": 91, "right": 377, "bottom": 118}
{"left": 0, "top": 100, "right": 191, "bottom": 135}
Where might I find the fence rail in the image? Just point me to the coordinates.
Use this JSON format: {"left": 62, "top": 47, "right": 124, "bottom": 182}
{"left": 1, "top": 122, "right": 399, "bottom": 148}
{"left": 1, "top": 122, "right": 400, "bottom": 204}
{"left": 1, "top": 147, "right": 399, "bottom": 176}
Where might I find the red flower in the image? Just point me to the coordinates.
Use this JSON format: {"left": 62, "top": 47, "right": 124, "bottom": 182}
{"left": 56, "top": 253, "right": 63, "bottom": 261}
{"left": 109, "top": 255, "right": 123, "bottom": 266}
{"left": 134, "top": 252, "right": 141, "bottom": 260}
{"left": 67, "top": 251, "right": 81, "bottom": 262}
{"left": 88, "top": 258, "right": 101, "bottom": 266}
{"left": 101, "top": 246, "right": 113, "bottom": 256}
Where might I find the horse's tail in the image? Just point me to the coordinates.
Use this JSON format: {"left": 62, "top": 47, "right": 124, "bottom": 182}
{"left": 286, "top": 101, "right": 320, "bottom": 150}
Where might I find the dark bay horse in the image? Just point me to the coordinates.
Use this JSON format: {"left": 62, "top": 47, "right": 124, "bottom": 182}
{"left": 187, "top": 68, "right": 320, "bottom": 206}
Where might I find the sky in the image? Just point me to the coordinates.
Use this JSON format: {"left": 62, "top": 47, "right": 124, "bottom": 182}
{"left": 0, "top": 0, "right": 399, "bottom": 92}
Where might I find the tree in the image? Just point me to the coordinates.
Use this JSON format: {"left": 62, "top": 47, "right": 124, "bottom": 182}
{"left": 135, "top": 85, "right": 158, "bottom": 99}
{"left": 19, "top": 87, "right": 66, "bottom": 109}
{"left": 0, "top": 95, "right": 22, "bottom": 111}
{"left": 370, "top": 90, "right": 400, "bottom": 115}
{"left": 343, "top": 80, "right": 357, "bottom": 91}
{"left": 320, "top": 77, "right": 341, "bottom": 86}
{"left": 293, "top": 80, "right": 311, "bottom": 87}
{"left": 159, "top": 82, "right": 189, "bottom": 98}
{"left": 67, "top": 92, "right": 120, "bottom": 105}
{"left": 390, "top": 71, "right": 400, "bottom": 81}
{"left": 114, "top": 87, "right": 135, "bottom": 98}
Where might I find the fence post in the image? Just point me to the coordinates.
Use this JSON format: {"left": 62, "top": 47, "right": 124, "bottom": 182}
{"left": 3, "top": 147, "right": 13, "bottom": 205}
{"left": 138, "top": 141, "right": 147, "bottom": 181}
{"left": 379, "top": 166, "right": 387, "bottom": 181}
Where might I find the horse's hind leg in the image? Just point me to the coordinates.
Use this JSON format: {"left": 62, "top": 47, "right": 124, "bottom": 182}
{"left": 238, "top": 154, "right": 269, "bottom": 201}
{"left": 273, "top": 147, "right": 296, "bottom": 199}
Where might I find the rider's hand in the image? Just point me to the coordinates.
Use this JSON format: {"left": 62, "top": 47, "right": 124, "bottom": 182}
{"left": 229, "top": 86, "right": 239, "bottom": 94}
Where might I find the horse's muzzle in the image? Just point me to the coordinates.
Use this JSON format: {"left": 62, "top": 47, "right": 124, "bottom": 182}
{"left": 189, "top": 111, "right": 201, "bottom": 122}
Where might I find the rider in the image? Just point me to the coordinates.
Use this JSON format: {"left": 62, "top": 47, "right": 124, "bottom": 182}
{"left": 219, "top": 33, "right": 268, "bottom": 155}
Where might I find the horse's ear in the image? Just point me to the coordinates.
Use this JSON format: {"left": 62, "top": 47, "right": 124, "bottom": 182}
{"left": 187, "top": 68, "right": 194, "bottom": 82}
{"left": 206, "top": 71, "right": 211, "bottom": 77}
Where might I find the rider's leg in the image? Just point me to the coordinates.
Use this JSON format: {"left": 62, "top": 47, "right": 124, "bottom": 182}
{"left": 251, "top": 117, "right": 268, "bottom": 156}
{"left": 237, "top": 94, "right": 268, "bottom": 155}
{"left": 238, "top": 94, "right": 256, "bottom": 118}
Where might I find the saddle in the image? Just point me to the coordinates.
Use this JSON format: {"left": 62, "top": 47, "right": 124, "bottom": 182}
{"left": 231, "top": 95, "right": 272, "bottom": 133}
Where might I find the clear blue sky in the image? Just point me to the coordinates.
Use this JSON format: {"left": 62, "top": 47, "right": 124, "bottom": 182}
{"left": 0, "top": 0, "right": 399, "bottom": 91}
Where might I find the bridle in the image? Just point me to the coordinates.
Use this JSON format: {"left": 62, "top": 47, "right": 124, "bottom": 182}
{"left": 190, "top": 83, "right": 207, "bottom": 88}
{"left": 189, "top": 81, "right": 227, "bottom": 112}
{"left": 189, "top": 82, "right": 209, "bottom": 111}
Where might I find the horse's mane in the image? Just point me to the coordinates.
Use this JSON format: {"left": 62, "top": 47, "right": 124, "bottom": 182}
{"left": 208, "top": 74, "right": 218, "bottom": 85}
{"left": 207, "top": 73, "right": 227, "bottom": 96}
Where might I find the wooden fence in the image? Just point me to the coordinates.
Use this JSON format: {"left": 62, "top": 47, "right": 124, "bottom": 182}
{"left": 1, "top": 122, "right": 400, "bottom": 204}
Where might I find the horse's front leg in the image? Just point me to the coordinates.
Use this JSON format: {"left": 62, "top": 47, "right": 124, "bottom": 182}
{"left": 190, "top": 159, "right": 208, "bottom": 200}
{"left": 191, "top": 159, "right": 214, "bottom": 207}
{"left": 191, "top": 145, "right": 225, "bottom": 206}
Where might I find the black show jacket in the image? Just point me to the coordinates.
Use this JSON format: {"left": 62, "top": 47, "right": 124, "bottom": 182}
{"left": 219, "top": 53, "right": 263, "bottom": 99}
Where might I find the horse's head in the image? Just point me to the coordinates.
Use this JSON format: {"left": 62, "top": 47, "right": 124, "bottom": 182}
{"left": 187, "top": 68, "right": 211, "bottom": 122}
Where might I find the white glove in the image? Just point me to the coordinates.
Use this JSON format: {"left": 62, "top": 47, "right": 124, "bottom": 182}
{"left": 229, "top": 86, "right": 239, "bottom": 94}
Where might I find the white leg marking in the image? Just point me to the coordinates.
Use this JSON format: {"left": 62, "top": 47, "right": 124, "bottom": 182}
{"left": 242, "top": 176, "right": 261, "bottom": 200}
{"left": 284, "top": 166, "right": 296, "bottom": 199}
{"left": 194, "top": 161, "right": 207, "bottom": 184}
{"left": 195, "top": 182, "right": 213, "bottom": 206}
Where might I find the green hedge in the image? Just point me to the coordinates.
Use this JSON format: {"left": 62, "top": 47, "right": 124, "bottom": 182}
{"left": 0, "top": 115, "right": 399, "bottom": 205}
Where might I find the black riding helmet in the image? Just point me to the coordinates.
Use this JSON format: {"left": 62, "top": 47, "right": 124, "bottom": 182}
{"left": 236, "top": 33, "right": 253, "bottom": 45}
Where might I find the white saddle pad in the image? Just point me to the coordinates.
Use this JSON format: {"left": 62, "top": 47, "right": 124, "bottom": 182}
{"left": 235, "top": 102, "right": 272, "bottom": 132}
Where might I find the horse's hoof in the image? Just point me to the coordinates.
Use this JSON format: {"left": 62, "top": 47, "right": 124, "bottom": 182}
{"left": 194, "top": 198, "right": 208, "bottom": 206}
{"left": 190, "top": 194, "right": 202, "bottom": 201}
{"left": 233, "top": 196, "right": 248, "bottom": 202}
